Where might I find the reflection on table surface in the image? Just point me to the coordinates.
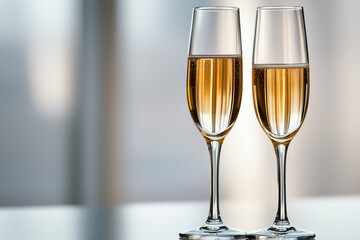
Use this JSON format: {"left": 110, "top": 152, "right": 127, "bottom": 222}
{"left": 0, "top": 196, "right": 359, "bottom": 240}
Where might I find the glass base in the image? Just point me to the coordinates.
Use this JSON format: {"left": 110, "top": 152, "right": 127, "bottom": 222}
{"left": 249, "top": 225, "right": 315, "bottom": 240}
{"left": 179, "top": 224, "right": 247, "bottom": 239}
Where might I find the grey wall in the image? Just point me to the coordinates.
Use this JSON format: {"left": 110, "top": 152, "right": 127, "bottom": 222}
{"left": 0, "top": 0, "right": 78, "bottom": 205}
{"left": 0, "top": 0, "right": 359, "bottom": 206}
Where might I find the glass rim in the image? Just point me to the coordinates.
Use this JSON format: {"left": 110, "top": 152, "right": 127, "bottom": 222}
{"left": 194, "top": 6, "right": 239, "bottom": 12}
{"left": 257, "top": 6, "right": 303, "bottom": 11}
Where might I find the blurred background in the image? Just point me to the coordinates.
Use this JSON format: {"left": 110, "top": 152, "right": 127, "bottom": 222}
{"left": 0, "top": 0, "right": 359, "bottom": 207}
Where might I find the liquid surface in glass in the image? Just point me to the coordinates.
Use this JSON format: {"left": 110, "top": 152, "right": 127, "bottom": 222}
{"left": 187, "top": 57, "right": 242, "bottom": 141}
{"left": 252, "top": 64, "right": 309, "bottom": 143}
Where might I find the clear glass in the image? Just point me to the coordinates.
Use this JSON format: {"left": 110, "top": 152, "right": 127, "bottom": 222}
{"left": 250, "top": 6, "right": 315, "bottom": 239}
{"left": 179, "top": 6, "right": 246, "bottom": 240}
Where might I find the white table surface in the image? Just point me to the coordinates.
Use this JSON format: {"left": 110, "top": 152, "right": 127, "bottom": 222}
{"left": 0, "top": 195, "right": 359, "bottom": 240}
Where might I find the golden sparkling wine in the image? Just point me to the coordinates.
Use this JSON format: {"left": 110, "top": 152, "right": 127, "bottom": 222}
{"left": 187, "top": 57, "right": 242, "bottom": 141}
{"left": 252, "top": 65, "right": 309, "bottom": 143}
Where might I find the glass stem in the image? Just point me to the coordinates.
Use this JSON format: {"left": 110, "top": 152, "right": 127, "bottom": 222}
{"left": 206, "top": 140, "right": 223, "bottom": 225}
{"left": 274, "top": 143, "right": 290, "bottom": 225}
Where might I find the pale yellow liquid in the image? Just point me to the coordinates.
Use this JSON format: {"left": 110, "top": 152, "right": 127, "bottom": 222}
{"left": 252, "top": 65, "right": 309, "bottom": 143}
{"left": 187, "top": 57, "right": 242, "bottom": 141}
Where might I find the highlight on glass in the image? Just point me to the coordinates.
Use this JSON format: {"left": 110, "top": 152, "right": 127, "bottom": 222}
{"left": 179, "top": 6, "right": 246, "bottom": 240}
{"left": 250, "top": 6, "right": 315, "bottom": 239}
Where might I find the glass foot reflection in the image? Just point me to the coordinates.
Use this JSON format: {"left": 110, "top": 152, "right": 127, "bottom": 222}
{"left": 249, "top": 224, "right": 315, "bottom": 239}
{"left": 179, "top": 224, "right": 247, "bottom": 239}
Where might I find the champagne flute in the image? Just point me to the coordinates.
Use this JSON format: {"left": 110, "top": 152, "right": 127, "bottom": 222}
{"left": 250, "top": 6, "right": 315, "bottom": 239}
{"left": 179, "top": 7, "right": 246, "bottom": 239}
